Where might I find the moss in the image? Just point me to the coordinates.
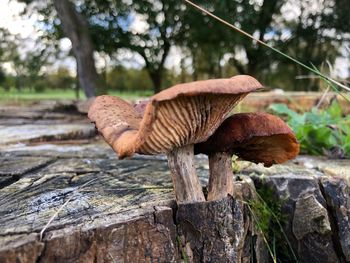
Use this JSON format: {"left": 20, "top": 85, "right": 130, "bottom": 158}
{"left": 176, "top": 235, "right": 190, "bottom": 263}
{"left": 248, "top": 183, "right": 298, "bottom": 262}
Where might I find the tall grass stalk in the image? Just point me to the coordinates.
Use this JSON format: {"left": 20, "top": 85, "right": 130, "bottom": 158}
{"left": 183, "top": 0, "right": 350, "bottom": 93}
{"left": 252, "top": 187, "right": 299, "bottom": 263}
{"left": 246, "top": 203, "right": 277, "bottom": 263}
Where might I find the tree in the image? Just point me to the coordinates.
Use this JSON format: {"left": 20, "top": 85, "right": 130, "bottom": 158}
{"left": 20, "top": 0, "right": 186, "bottom": 94}
{"left": 182, "top": 0, "right": 286, "bottom": 78}
{"left": 47, "top": 67, "right": 75, "bottom": 90}
{"left": 0, "top": 67, "right": 5, "bottom": 89}
{"left": 18, "top": 0, "right": 102, "bottom": 98}
{"left": 182, "top": 0, "right": 347, "bottom": 91}
{"left": 52, "top": 0, "right": 101, "bottom": 97}
{"left": 83, "top": 0, "right": 187, "bottom": 93}
{"left": 15, "top": 0, "right": 349, "bottom": 94}
{"left": 0, "top": 27, "right": 49, "bottom": 91}
{"left": 274, "top": 0, "right": 345, "bottom": 90}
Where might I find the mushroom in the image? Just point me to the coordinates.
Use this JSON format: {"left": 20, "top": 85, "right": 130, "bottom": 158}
{"left": 133, "top": 99, "right": 149, "bottom": 117}
{"left": 88, "top": 75, "right": 262, "bottom": 203}
{"left": 194, "top": 112, "right": 300, "bottom": 201}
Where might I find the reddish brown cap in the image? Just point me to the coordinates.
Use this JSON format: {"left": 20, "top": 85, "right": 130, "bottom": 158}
{"left": 194, "top": 112, "right": 300, "bottom": 167}
{"left": 88, "top": 75, "right": 263, "bottom": 158}
{"left": 88, "top": 95, "right": 142, "bottom": 157}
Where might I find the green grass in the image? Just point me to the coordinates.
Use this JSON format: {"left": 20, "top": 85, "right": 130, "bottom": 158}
{"left": 0, "top": 88, "right": 152, "bottom": 102}
{"left": 0, "top": 89, "right": 85, "bottom": 100}
{"left": 107, "top": 90, "right": 153, "bottom": 99}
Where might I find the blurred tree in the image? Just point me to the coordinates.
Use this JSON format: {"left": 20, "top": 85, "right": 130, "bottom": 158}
{"left": 181, "top": 0, "right": 347, "bottom": 91}
{"left": 325, "top": 0, "right": 350, "bottom": 34}
{"left": 0, "top": 28, "right": 11, "bottom": 90}
{"left": 84, "top": 0, "right": 187, "bottom": 93}
{"left": 18, "top": 0, "right": 102, "bottom": 97}
{"left": 107, "top": 66, "right": 153, "bottom": 92}
{"left": 47, "top": 67, "right": 75, "bottom": 90}
{"left": 0, "top": 27, "right": 49, "bottom": 91}
{"left": 0, "top": 67, "right": 6, "bottom": 89}
{"left": 52, "top": 0, "right": 102, "bottom": 97}
{"left": 13, "top": 0, "right": 349, "bottom": 93}
{"left": 19, "top": 0, "right": 185, "bottom": 93}
{"left": 181, "top": 0, "right": 286, "bottom": 79}
{"left": 274, "top": 0, "right": 347, "bottom": 91}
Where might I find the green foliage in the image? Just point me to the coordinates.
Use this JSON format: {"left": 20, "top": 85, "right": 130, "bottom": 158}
{"left": 269, "top": 101, "right": 350, "bottom": 158}
{"left": 46, "top": 67, "right": 75, "bottom": 90}
{"left": 106, "top": 66, "right": 153, "bottom": 92}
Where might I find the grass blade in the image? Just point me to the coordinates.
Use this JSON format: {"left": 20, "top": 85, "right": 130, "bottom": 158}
{"left": 183, "top": 0, "right": 350, "bottom": 93}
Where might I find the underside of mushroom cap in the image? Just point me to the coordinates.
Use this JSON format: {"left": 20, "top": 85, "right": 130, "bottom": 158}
{"left": 194, "top": 112, "right": 300, "bottom": 167}
{"left": 88, "top": 75, "right": 263, "bottom": 158}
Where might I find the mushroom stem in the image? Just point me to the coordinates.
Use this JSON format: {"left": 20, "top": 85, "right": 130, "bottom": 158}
{"left": 167, "top": 144, "right": 206, "bottom": 203}
{"left": 207, "top": 152, "right": 234, "bottom": 201}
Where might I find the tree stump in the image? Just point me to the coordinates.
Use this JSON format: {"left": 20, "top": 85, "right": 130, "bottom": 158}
{"left": 176, "top": 196, "right": 250, "bottom": 263}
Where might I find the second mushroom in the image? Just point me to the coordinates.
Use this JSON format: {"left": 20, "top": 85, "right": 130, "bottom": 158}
{"left": 195, "top": 112, "right": 300, "bottom": 201}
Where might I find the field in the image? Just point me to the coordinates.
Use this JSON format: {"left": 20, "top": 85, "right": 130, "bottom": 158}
{"left": 0, "top": 88, "right": 152, "bottom": 101}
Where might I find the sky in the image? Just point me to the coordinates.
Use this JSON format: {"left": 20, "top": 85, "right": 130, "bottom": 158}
{"left": 0, "top": 0, "right": 348, "bottom": 79}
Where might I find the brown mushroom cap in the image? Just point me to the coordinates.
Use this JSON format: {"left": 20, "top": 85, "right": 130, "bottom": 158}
{"left": 194, "top": 112, "right": 300, "bottom": 167}
{"left": 88, "top": 96, "right": 142, "bottom": 153}
{"left": 88, "top": 75, "right": 263, "bottom": 158}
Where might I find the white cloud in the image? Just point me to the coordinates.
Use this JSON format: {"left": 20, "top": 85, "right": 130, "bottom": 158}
{"left": 129, "top": 13, "right": 149, "bottom": 34}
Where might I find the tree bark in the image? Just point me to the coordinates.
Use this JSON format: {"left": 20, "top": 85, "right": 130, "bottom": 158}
{"left": 176, "top": 197, "right": 250, "bottom": 263}
{"left": 149, "top": 70, "right": 163, "bottom": 94}
{"left": 53, "top": 0, "right": 100, "bottom": 98}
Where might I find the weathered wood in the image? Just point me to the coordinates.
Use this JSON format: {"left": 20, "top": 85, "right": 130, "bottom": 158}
{"left": 176, "top": 196, "right": 250, "bottom": 263}
{"left": 167, "top": 145, "right": 205, "bottom": 203}
{"left": 0, "top": 124, "right": 95, "bottom": 145}
{"left": 0, "top": 147, "right": 180, "bottom": 263}
{"left": 0, "top": 207, "right": 178, "bottom": 263}
{"left": 207, "top": 152, "right": 234, "bottom": 201}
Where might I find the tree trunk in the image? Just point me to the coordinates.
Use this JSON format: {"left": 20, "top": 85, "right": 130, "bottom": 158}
{"left": 192, "top": 50, "right": 198, "bottom": 81}
{"left": 229, "top": 57, "right": 247, "bottom": 75}
{"left": 180, "top": 57, "right": 186, "bottom": 83}
{"left": 149, "top": 70, "right": 162, "bottom": 94}
{"left": 53, "top": 0, "right": 100, "bottom": 98}
{"left": 75, "top": 59, "right": 80, "bottom": 99}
